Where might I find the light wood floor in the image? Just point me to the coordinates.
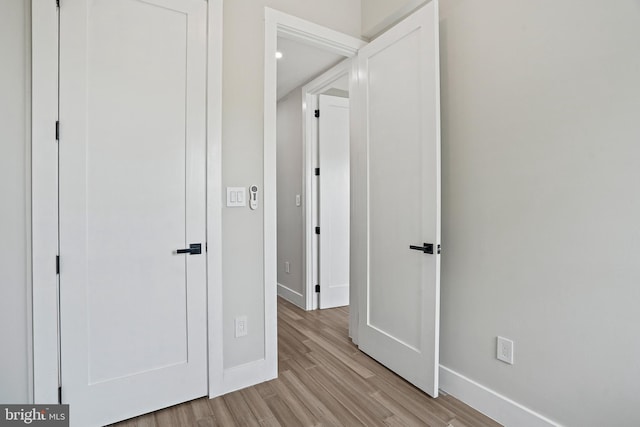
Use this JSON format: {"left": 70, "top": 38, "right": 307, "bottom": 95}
{"left": 112, "top": 298, "right": 501, "bottom": 427}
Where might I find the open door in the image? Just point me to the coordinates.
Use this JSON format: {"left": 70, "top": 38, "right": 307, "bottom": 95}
{"left": 318, "top": 94, "right": 350, "bottom": 309}
{"left": 356, "top": 2, "right": 441, "bottom": 397}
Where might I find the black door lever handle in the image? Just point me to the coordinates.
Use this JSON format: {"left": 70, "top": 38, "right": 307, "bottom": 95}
{"left": 409, "top": 243, "right": 435, "bottom": 254}
{"left": 176, "top": 243, "right": 202, "bottom": 255}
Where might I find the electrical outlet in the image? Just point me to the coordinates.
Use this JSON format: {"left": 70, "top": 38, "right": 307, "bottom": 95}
{"left": 497, "top": 336, "right": 514, "bottom": 364}
{"left": 235, "top": 316, "right": 248, "bottom": 338}
{"left": 285, "top": 261, "right": 290, "bottom": 274}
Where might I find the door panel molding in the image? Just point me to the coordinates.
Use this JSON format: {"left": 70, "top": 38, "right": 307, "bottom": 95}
{"left": 356, "top": 0, "right": 441, "bottom": 398}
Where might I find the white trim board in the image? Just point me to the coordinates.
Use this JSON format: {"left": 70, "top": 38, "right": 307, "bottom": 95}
{"left": 268, "top": 8, "right": 365, "bottom": 57}
{"left": 206, "top": 0, "right": 225, "bottom": 399}
{"left": 439, "top": 366, "right": 563, "bottom": 427}
{"left": 23, "top": 0, "right": 34, "bottom": 404}
{"left": 31, "top": 0, "right": 60, "bottom": 404}
{"left": 217, "top": 359, "right": 277, "bottom": 397}
{"left": 276, "top": 283, "right": 305, "bottom": 309}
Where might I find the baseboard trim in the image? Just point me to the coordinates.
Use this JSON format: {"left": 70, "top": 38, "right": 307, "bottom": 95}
{"left": 277, "top": 283, "right": 305, "bottom": 309}
{"left": 209, "top": 358, "right": 277, "bottom": 398}
{"left": 439, "top": 365, "right": 562, "bottom": 427}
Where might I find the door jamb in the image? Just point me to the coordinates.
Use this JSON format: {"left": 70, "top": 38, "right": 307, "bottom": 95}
{"left": 264, "top": 8, "right": 366, "bottom": 371}
{"left": 32, "top": 0, "right": 59, "bottom": 404}
{"left": 31, "top": 0, "right": 224, "bottom": 402}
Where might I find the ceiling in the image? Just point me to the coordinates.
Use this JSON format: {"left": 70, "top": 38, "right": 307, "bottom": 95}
{"left": 277, "top": 37, "right": 346, "bottom": 100}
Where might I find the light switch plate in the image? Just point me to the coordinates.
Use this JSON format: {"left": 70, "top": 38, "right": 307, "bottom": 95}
{"left": 227, "top": 187, "right": 246, "bottom": 207}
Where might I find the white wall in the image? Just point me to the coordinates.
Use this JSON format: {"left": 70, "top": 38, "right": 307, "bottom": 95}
{"left": 9, "top": 0, "right": 360, "bottom": 396}
{"left": 276, "top": 89, "right": 304, "bottom": 305}
{"left": 362, "top": 0, "right": 640, "bottom": 425}
{"left": 0, "top": 0, "right": 32, "bottom": 404}
{"left": 221, "top": 0, "right": 361, "bottom": 369}
{"left": 361, "top": 0, "right": 426, "bottom": 37}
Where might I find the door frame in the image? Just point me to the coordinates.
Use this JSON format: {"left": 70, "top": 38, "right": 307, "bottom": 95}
{"left": 264, "top": 9, "right": 366, "bottom": 350}
{"left": 31, "top": 0, "right": 224, "bottom": 402}
{"left": 300, "top": 60, "right": 354, "bottom": 312}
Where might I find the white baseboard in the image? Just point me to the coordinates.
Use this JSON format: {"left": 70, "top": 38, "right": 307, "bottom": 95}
{"left": 277, "top": 283, "right": 305, "bottom": 309}
{"left": 209, "top": 358, "right": 277, "bottom": 398}
{"left": 439, "top": 365, "right": 563, "bottom": 427}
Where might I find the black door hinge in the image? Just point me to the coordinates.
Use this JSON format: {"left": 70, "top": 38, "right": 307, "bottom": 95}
{"left": 56, "top": 0, "right": 60, "bottom": 8}
{"left": 315, "top": 284, "right": 320, "bottom": 293}
{"left": 55, "top": 121, "right": 59, "bottom": 141}
{"left": 314, "top": 168, "right": 320, "bottom": 176}
{"left": 314, "top": 110, "right": 320, "bottom": 118}
{"left": 56, "top": 255, "right": 60, "bottom": 275}
{"left": 58, "top": 386, "right": 62, "bottom": 404}
{"left": 315, "top": 227, "right": 320, "bottom": 235}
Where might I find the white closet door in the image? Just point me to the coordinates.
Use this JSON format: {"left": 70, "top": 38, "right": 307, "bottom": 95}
{"left": 59, "top": 0, "right": 208, "bottom": 425}
{"left": 318, "top": 94, "right": 351, "bottom": 309}
{"left": 357, "top": 2, "right": 442, "bottom": 397}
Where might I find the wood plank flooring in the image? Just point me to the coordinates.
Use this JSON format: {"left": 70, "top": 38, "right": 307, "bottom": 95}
{"left": 111, "top": 298, "right": 501, "bottom": 427}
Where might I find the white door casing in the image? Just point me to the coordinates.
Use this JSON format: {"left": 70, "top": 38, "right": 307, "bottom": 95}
{"left": 59, "top": 0, "right": 207, "bottom": 425}
{"left": 264, "top": 8, "right": 366, "bottom": 388}
{"left": 356, "top": 1, "right": 441, "bottom": 397}
{"left": 318, "top": 94, "right": 350, "bottom": 309}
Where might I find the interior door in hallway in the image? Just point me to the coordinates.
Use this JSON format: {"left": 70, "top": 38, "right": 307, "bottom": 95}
{"left": 318, "top": 94, "right": 350, "bottom": 309}
{"left": 58, "top": 0, "right": 208, "bottom": 425}
{"left": 356, "top": 2, "right": 442, "bottom": 397}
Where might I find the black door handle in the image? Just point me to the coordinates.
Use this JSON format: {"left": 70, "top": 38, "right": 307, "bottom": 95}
{"left": 409, "top": 243, "right": 437, "bottom": 254}
{"left": 176, "top": 243, "right": 202, "bottom": 255}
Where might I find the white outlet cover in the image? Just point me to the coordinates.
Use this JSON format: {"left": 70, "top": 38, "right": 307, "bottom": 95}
{"left": 497, "top": 336, "right": 514, "bottom": 365}
{"left": 235, "top": 316, "right": 248, "bottom": 337}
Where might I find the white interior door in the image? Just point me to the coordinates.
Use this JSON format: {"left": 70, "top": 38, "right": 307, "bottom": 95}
{"left": 59, "top": 0, "right": 207, "bottom": 425}
{"left": 318, "top": 95, "right": 350, "bottom": 309}
{"left": 356, "top": 2, "right": 441, "bottom": 397}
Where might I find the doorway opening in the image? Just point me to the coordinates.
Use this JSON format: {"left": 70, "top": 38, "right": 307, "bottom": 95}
{"left": 276, "top": 44, "right": 351, "bottom": 313}
{"left": 263, "top": 8, "right": 366, "bottom": 375}
{"left": 265, "top": 4, "right": 442, "bottom": 398}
